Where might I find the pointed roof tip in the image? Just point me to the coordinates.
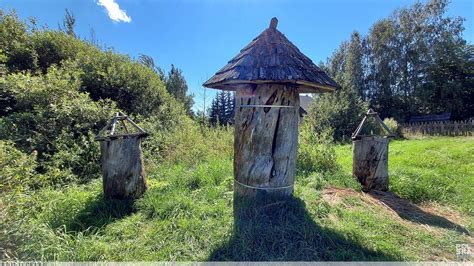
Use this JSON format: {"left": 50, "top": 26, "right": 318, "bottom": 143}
{"left": 367, "top": 108, "right": 377, "bottom": 115}
{"left": 270, "top": 17, "right": 278, "bottom": 29}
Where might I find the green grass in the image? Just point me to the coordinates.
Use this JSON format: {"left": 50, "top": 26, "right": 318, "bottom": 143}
{"left": 1, "top": 137, "right": 472, "bottom": 261}
{"left": 335, "top": 136, "right": 474, "bottom": 214}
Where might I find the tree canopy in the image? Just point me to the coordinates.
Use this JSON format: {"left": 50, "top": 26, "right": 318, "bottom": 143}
{"left": 307, "top": 0, "right": 473, "bottom": 141}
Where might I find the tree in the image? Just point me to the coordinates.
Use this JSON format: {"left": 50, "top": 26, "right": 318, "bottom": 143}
{"left": 344, "top": 31, "right": 364, "bottom": 98}
{"left": 208, "top": 90, "right": 235, "bottom": 126}
{"left": 309, "top": 33, "right": 367, "bottom": 141}
{"left": 307, "top": 89, "right": 367, "bottom": 142}
{"left": 225, "top": 91, "right": 235, "bottom": 124}
{"left": 62, "top": 9, "right": 76, "bottom": 37}
{"left": 322, "top": 0, "right": 472, "bottom": 121}
{"left": 0, "top": 8, "right": 194, "bottom": 187}
{"left": 138, "top": 53, "right": 166, "bottom": 80}
{"left": 209, "top": 95, "right": 219, "bottom": 125}
{"left": 165, "top": 65, "right": 194, "bottom": 116}
{"left": 0, "top": 10, "right": 38, "bottom": 73}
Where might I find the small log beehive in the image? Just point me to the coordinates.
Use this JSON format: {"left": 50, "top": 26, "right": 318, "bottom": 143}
{"left": 96, "top": 112, "right": 148, "bottom": 200}
{"left": 352, "top": 136, "right": 389, "bottom": 191}
{"left": 351, "top": 109, "right": 394, "bottom": 191}
{"left": 203, "top": 18, "right": 339, "bottom": 214}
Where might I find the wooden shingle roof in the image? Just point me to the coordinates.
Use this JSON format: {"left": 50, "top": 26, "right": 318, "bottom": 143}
{"left": 203, "top": 18, "right": 340, "bottom": 93}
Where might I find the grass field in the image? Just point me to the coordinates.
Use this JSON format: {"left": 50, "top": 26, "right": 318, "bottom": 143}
{"left": 1, "top": 137, "right": 473, "bottom": 261}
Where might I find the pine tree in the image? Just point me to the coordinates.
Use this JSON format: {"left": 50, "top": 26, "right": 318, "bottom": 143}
{"left": 209, "top": 96, "right": 219, "bottom": 125}
{"left": 225, "top": 91, "right": 235, "bottom": 124}
{"left": 217, "top": 91, "right": 227, "bottom": 124}
{"left": 208, "top": 90, "right": 235, "bottom": 126}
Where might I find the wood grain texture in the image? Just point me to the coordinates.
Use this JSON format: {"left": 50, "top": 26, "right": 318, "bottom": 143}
{"left": 234, "top": 84, "right": 299, "bottom": 200}
{"left": 352, "top": 137, "right": 389, "bottom": 191}
{"left": 100, "top": 136, "right": 147, "bottom": 199}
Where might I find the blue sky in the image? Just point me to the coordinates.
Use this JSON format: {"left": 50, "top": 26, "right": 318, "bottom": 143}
{"left": 1, "top": 0, "right": 473, "bottom": 112}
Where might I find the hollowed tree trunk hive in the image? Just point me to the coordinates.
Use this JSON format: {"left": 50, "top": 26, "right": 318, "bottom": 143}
{"left": 203, "top": 18, "right": 339, "bottom": 219}
{"left": 351, "top": 109, "right": 394, "bottom": 192}
{"left": 234, "top": 84, "right": 299, "bottom": 199}
{"left": 96, "top": 112, "right": 149, "bottom": 200}
{"left": 352, "top": 136, "right": 389, "bottom": 191}
{"left": 100, "top": 136, "right": 147, "bottom": 199}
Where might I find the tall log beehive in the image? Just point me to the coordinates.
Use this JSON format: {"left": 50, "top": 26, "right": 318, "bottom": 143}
{"left": 203, "top": 18, "right": 339, "bottom": 209}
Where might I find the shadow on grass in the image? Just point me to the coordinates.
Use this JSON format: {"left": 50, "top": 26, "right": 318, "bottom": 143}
{"left": 67, "top": 195, "right": 136, "bottom": 232}
{"left": 368, "top": 190, "right": 470, "bottom": 235}
{"left": 209, "top": 195, "right": 398, "bottom": 261}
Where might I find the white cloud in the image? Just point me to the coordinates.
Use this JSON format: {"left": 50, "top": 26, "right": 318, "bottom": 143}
{"left": 97, "top": 0, "right": 131, "bottom": 23}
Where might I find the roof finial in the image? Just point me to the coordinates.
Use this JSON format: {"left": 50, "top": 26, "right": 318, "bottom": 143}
{"left": 270, "top": 17, "right": 278, "bottom": 29}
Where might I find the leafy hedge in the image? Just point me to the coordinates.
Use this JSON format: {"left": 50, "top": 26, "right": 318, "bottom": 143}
{"left": 0, "top": 10, "right": 192, "bottom": 190}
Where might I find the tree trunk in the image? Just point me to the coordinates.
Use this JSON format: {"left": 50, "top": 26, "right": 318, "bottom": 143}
{"left": 233, "top": 84, "right": 299, "bottom": 203}
{"left": 100, "top": 136, "right": 147, "bottom": 199}
{"left": 352, "top": 136, "right": 389, "bottom": 191}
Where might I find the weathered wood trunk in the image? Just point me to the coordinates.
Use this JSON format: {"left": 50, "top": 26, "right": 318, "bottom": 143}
{"left": 234, "top": 84, "right": 299, "bottom": 203}
{"left": 352, "top": 136, "right": 389, "bottom": 191}
{"left": 100, "top": 136, "right": 147, "bottom": 199}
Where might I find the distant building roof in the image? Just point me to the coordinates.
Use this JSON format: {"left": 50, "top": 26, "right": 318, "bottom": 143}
{"left": 299, "top": 95, "right": 314, "bottom": 115}
{"left": 408, "top": 113, "right": 451, "bottom": 123}
{"left": 203, "top": 18, "right": 340, "bottom": 93}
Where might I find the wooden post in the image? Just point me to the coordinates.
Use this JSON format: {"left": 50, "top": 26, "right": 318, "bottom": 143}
{"left": 352, "top": 136, "right": 389, "bottom": 191}
{"left": 100, "top": 135, "right": 147, "bottom": 199}
{"left": 234, "top": 84, "right": 299, "bottom": 202}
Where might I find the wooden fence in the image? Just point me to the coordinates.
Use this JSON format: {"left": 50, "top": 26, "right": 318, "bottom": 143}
{"left": 401, "top": 120, "right": 474, "bottom": 136}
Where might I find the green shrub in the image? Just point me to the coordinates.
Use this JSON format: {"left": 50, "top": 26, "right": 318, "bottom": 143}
{"left": 31, "top": 30, "right": 88, "bottom": 73}
{"left": 297, "top": 122, "right": 338, "bottom": 175}
{"left": 0, "top": 140, "right": 38, "bottom": 192}
{"left": 141, "top": 115, "right": 233, "bottom": 168}
{"left": 383, "top": 117, "right": 401, "bottom": 137}
{"left": 76, "top": 48, "right": 174, "bottom": 117}
{"left": 305, "top": 90, "right": 367, "bottom": 142}
{"left": 0, "top": 10, "right": 38, "bottom": 73}
{"left": 0, "top": 63, "right": 116, "bottom": 184}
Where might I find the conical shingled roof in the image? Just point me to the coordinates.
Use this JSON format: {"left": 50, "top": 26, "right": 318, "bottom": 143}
{"left": 203, "top": 18, "right": 340, "bottom": 93}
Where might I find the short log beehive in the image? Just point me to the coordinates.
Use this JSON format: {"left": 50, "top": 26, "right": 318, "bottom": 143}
{"left": 352, "top": 109, "right": 394, "bottom": 191}
{"left": 203, "top": 18, "right": 339, "bottom": 206}
{"left": 95, "top": 112, "right": 149, "bottom": 200}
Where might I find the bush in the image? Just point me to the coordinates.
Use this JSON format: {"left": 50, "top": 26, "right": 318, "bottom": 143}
{"left": 383, "top": 117, "right": 401, "bottom": 137}
{"left": 0, "top": 10, "right": 205, "bottom": 189}
{"left": 140, "top": 115, "right": 233, "bottom": 168}
{"left": 297, "top": 122, "right": 338, "bottom": 175}
{"left": 31, "top": 30, "right": 89, "bottom": 73}
{"left": 306, "top": 90, "right": 367, "bottom": 142}
{"left": 76, "top": 48, "right": 174, "bottom": 117}
{"left": 0, "top": 10, "right": 38, "bottom": 73}
{"left": 0, "top": 63, "right": 116, "bottom": 184}
{"left": 0, "top": 140, "right": 38, "bottom": 192}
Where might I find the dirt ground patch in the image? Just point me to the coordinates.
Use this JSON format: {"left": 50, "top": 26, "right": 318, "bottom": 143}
{"left": 322, "top": 187, "right": 472, "bottom": 239}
